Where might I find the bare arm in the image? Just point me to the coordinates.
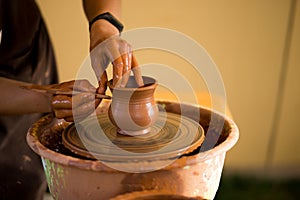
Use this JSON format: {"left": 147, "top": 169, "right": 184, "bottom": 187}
{"left": 83, "top": 0, "right": 121, "bottom": 21}
{"left": 0, "top": 77, "right": 52, "bottom": 115}
{"left": 83, "top": 0, "right": 121, "bottom": 49}
{"left": 0, "top": 77, "right": 102, "bottom": 122}
{"left": 82, "top": 0, "right": 143, "bottom": 87}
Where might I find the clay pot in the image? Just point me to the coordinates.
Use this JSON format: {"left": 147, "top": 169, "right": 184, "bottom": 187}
{"left": 26, "top": 101, "right": 239, "bottom": 200}
{"left": 108, "top": 76, "right": 159, "bottom": 136}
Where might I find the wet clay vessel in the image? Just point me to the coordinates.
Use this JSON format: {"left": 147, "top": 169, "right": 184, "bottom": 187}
{"left": 27, "top": 101, "right": 239, "bottom": 200}
{"left": 108, "top": 76, "right": 159, "bottom": 136}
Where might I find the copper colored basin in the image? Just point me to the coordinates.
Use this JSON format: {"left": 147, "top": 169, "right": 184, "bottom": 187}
{"left": 110, "top": 190, "right": 205, "bottom": 200}
{"left": 27, "top": 101, "right": 238, "bottom": 200}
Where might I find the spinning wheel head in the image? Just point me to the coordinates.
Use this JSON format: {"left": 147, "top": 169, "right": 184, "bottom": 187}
{"left": 62, "top": 112, "right": 205, "bottom": 162}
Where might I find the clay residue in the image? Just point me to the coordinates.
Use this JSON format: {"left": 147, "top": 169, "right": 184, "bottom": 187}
{"left": 121, "top": 170, "right": 184, "bottom": 194}
{"left": 39, "top": 102, "right": 230, "bottom": 161}
{"left": 159, "top": 101, "right": 230, "bottom": 154}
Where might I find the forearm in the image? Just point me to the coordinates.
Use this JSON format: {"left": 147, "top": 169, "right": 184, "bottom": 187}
{"left": 83, "top": 0, "right": 121, "bottom": 21}
{"left": 83, "top": 0, "right": 122, "bottom": 50}
{"left": 0, "top": 77, "right": 52, "bottom": 115}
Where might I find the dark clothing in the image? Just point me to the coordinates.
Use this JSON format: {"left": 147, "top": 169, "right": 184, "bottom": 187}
{"left": 0, "top": 0, "right": 58, "bottom": 199}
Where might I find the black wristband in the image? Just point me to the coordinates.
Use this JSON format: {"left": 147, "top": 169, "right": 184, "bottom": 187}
{"left": 89, "top": 12, "right": 124, "bottom": 33}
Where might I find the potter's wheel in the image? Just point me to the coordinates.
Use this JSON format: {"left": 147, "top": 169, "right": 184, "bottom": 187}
{"left": 62, "top": 112, "right": 204, "bottom": 161}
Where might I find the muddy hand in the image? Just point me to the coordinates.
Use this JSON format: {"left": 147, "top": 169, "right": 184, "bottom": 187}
{"left": 90, "top": 35, "right": 143, "bottom": 88}
{"left": 111, "top": 37, "right": 143, "bottom": 87}
{"left": 50, "top": 79, "right": 105, "bottom": 122}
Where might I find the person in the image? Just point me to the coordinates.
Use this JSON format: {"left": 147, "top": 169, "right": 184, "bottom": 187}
{"left": 0, "top": 0, "right": 140, "bottom": 199}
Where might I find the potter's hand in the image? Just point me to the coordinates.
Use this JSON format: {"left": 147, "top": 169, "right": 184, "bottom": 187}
{"left": 50, "top": 79, "right": 106, "bottom": 122}
{"left": 89, "top": 21, "right": 143, "bottom": 88}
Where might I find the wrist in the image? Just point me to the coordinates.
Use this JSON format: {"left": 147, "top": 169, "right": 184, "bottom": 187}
{"left": 89, "top": 12, "right": 124, "bottom": 33}
{"left": 89, "top": 19, "right": 119, "bottom": 50}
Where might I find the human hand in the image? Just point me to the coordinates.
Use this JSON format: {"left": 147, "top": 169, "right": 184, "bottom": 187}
{"left": 89, "top": 20, "right": 143, "bottom": 88}
{"left": 49, "top": 79, "right": 106, "bottom": 122}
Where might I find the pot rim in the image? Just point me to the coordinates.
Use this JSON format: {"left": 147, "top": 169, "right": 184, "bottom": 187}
{"left": 26, "top": 101, "right": 238, "bottom": 172}
{"left": 107, "top": 76, "right": 157, "bottom": 92}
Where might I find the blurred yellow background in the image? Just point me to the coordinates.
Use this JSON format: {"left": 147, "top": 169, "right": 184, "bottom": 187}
{"left": 36, "top": 0, "right": 300, "bottom": 177}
